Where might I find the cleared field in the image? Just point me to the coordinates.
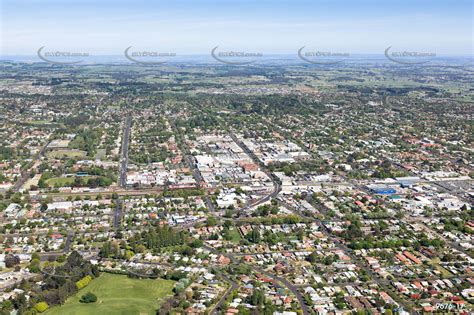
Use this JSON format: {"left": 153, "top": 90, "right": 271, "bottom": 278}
{"left": 94, "top": 149, "right": 107, "bottom": 160}
{"left": 27, "top": 120, "right": 50, "bottom": 125}
{"left": 46, "top": 149, "right": 87, "bottom": 159}
{"left": 227, "top": 228, "right": 242, "bottom": 243}
{"left": 428, "top": 258, "right": 452, "bottom": 278}
{"left": 45, "top": 177, "right": 76, "bottom": 187}
{"left": 46, "top": 273, "right": 175, "bottom": 315}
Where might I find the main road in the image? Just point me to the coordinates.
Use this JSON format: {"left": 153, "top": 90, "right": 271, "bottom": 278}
{"left": 203, "top": 245, "right": 309, "bottom": 315}
{"left": 229, "top": 133, "right": 281, "bottom": 215}
{"left": 284, "top": 199, "right": 417, "bottom": 314}
{"left": 114, "top": 113, "right": 132, "bottom": 229}
{"left": 118, "top": 113, "right": 132, "bottom": 188}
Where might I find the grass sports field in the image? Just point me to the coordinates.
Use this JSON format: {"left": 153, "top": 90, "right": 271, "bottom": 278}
{"left": 45, "top": 177, "right": 76, "bottom": 187}
{"left": 46, "top": 273, "right": 175, "bottom": 315}
{"left": 46, "top": 149, "right": 87, "bottom": 159}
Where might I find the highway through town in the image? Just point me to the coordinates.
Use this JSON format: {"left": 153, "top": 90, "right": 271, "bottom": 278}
{"left": 200, "top": 135, "right": 308, "bottom": 314}
{"left": 118, "top": 113, "right": 132, "bottom": 188}
{"left": 114, "top": 113, "right": 132, "bottom": 229}
{"left": 230, "top": 133, "right": 282, "bottom": 216}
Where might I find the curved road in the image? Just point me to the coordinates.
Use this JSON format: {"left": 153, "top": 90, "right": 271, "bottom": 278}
{"left": 204, "top": 245, "right": 309, "bottom": 314}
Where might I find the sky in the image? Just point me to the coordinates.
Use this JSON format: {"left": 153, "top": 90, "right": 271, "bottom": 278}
{"left": 1, "top": 0, "right": 473, "bottom": 56}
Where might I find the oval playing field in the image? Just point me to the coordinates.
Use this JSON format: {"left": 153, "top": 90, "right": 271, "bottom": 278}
{"left": 46, "top": 273, "right": 175, "bottom": 315}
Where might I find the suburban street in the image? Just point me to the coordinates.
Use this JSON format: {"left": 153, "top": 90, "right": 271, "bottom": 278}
{"left": 12, "top": 141, "right": 49, "bottom": 193}
{"left": 2, "top": 15, "right": 472, "bottom": 314}
{"left": 114, "top": 113, "right": 132, "bottom": 229}
{"left": 203, "top": 245, "right": 310, "bottom": 315}
{"left": 118, "top": 113, "right": 132, "bottom": 188}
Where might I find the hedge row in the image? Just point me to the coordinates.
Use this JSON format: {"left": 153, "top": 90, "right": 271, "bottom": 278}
{"left": 34, "top": 302, "right": 49, "bottom": 313}
{"left": 76, "top": 275, "right": 93, "bottom": 290}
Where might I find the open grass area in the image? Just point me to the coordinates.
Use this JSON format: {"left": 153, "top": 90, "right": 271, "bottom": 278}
{"left": 227, "top": 228, "right": 242, "bottom": 243}
{"left": 27, "top": 120, "right": 50, "bottom": 125}
{"left": 46, "top": 149, "right": 87, "bottom": 159}
{"left": 45, "top": 177, "right": 76, "bottom": 187}
{"left": 46, "top": 273, "right": 175, "bottom": 315}
{"left": 428, "top": 258, "right": 452, "bottom": 278}
{"left": 94, "top": 149, "right": 107, "bottom": 160}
